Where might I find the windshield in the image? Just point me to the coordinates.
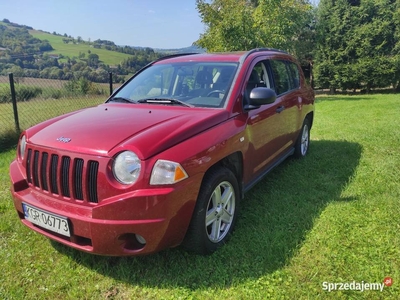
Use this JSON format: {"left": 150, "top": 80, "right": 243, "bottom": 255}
{"left": 113, "top": 62, "right": 238, "bottom": 108}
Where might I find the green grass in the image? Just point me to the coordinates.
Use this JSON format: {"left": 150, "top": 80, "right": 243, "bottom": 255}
{"left": 0, "top": 94, "right": 399, "bottom": 299}
{"left": 29, "top": 30, "right": 132, "bottom": 66}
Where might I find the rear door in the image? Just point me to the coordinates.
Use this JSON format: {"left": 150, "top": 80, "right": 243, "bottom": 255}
{"left": 269, "top": 59, "right": 302, "bottom": 145}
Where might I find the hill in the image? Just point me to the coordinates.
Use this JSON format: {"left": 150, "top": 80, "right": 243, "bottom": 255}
{"left": 28, "top": 30, "right": 133, "bottom": 66}
{"left": 0, "top": 19, "right": 205, "bottom": 84}
{"left": 0, "top": 20, "right": 176, "bottom": 83}
{"left": 0, "top": 19, "right": 202, "bottom": 65}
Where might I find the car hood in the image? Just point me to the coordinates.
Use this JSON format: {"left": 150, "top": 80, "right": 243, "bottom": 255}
{"left": 27, "top": 103, "right": 229, "bottom": 159}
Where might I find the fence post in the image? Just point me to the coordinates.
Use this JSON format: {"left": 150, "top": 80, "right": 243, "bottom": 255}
{"left": 9, "top": 73, "right": 20, "bottom": 133}
{"left": 109, "top": 72, "right": 113, "bottom": 95}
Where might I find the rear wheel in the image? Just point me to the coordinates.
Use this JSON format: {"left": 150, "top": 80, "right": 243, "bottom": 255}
{"left": 183, "top": 167, "right": 239, "bottom": 255}
{"left": 294, "top": 118, "right": 310, "bottom": 158}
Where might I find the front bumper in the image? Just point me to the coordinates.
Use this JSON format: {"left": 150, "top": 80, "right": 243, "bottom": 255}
{"left": 10, "top": 160, "right": 200, "bottom": 256}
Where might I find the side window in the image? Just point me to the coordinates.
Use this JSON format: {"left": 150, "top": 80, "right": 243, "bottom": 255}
{"left": 245, "top": 62, "right": 264, "bottom": 103}
{"left": 287, "top": 62, "right": 300, "bottom": 89}
{"left": 246, "top": 61, "right": 271, "bottom": 90}
{"left": 244, "top": 61, "right": 273, "bottom": 104}
{"left": 270, "top": 60, "right": 291, "bottom": 95}
{"left": 269, "top": 60, "right": 301, "bottom": 95}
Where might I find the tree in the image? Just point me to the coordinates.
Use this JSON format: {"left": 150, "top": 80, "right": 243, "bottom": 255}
{"left": 393, "top": 0, "right": 400, "bottom": 90}
{"left": 195, "top": 0, "right": 259, "bottom": 51}
{"left": 87, "top": 53, "right": 99, "bottom": 68}
{"left": 195, "top": 0, "right": 313, "bottom": 52}
{"left": 8, "top": 65, "right": 24, "bottom": 83}
{"left": 314, "top": 0, "right": 400, "bottom": 92}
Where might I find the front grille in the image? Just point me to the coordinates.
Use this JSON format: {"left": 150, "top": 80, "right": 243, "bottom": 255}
{"left": 26, "top": 149, "right": 99, "bottom": 203}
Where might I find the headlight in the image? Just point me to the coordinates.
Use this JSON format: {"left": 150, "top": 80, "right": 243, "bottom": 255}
{"left": 150, "top": 160, "right": 188, "bottom": 185}
{"left": 19, "top": 135, "right": 27, "bottom": 160}
{"left": 112, "top": 151, "right": 141, "bottom": 185}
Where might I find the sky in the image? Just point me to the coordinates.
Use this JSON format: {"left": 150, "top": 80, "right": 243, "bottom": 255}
{"left": 0, "top": 0, "right": 205, "bottom": 49}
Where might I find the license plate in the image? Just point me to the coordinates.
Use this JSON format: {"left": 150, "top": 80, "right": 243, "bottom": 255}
{"left": 22, "top": 203, "right": 71, "bottom": 237}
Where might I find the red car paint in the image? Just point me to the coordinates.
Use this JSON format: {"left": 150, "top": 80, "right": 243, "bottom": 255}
{"left": 10, "top": 49, "right": 314, "bottom": 256}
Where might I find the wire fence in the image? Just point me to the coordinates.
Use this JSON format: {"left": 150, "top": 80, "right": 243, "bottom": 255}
{"left": 0, "top": 74, "right": 119, "bottom": 150}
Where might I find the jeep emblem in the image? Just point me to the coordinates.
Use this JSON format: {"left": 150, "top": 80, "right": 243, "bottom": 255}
{"left": 56, "top": 136, "right": 71, "bottom": 143}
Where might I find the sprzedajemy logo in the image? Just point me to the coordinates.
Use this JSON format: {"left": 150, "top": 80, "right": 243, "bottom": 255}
{"left": 322, "top": 277, "right": 393, "bottom": 292}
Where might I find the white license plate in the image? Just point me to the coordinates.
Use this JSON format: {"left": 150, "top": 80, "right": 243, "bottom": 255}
{"left": 22, "top": 203, "right": 71, "bottom": 237}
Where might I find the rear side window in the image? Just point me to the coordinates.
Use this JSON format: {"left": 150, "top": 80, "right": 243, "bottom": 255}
{"left": 287, "top": 62, "right": 300, "bottom": 89}
{"left": 270, "top": 60, "right": 300, "bottom": 95}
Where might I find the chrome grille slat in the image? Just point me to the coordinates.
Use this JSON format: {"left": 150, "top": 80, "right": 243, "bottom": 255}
{"left": 26, "top": 148, "right": 99, "bottom": 204}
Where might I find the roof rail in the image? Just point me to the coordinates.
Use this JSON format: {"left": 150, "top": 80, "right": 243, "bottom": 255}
{"left": 240, "top": 48, "right": 289, "bottom": 63}
{"left": 155, "top": 52, "right": 199, "bottom": 62}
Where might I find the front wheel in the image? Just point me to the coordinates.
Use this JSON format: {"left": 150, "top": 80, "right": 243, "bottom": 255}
{"left": 294, "top": 118, "right": 311, "bottom": 158}
{"left": 183, "top": 167, "right": 240, "bottom": 255}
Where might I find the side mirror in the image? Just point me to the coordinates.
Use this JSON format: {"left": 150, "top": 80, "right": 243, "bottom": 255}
{"left": 244, "top": 87, "right": 276, "bottom": 110}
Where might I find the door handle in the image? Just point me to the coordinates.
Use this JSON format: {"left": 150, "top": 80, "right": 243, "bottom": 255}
{"left": 276, "top": 105, "right": 285, "bottom": 113}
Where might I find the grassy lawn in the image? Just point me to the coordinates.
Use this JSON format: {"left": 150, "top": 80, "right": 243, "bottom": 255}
{"left": 0, "top": 94, "right": 399, "bottom": 299}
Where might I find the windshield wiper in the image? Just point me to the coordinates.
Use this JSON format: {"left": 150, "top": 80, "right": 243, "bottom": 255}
{"left": 137, "top": 98, "right": 194, "bottom": 107}
{"left": 108, "top": 97, "right": 137, "bottom": 104}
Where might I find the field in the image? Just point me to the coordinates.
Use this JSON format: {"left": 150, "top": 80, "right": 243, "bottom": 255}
{"left": 0, "top": 94, "right": 399, "bottom": 299}
{"left": 0, "top": 76, "right": 121, "bottom": 150}
{"left": 0, "top": 75, "right": 115, "bottom": 89}
{"left": 0, "top": 95, "right": 105, "bottom": 139}
{"left": 0, "top": 79, "right": 107, "bottom": 150}
{"left": 29, "top": 30, "right": 132, "bottom": 66}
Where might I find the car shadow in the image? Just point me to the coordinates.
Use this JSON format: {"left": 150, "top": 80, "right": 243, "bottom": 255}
{"left": 0, "top": 130, "right": 19, "bottom": 153}
{"left": 315, "top": 95, "right": 372, "bottom": 102}
{"left": 51, "top": 139, "right": 362, "bottom": 289}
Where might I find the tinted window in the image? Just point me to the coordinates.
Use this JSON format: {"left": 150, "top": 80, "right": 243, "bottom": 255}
{"left": 270, "top": 60, "right": 290, "bottom": 95}
{"left": 270, "top": 60, "right": 300, "bottom": 95}
{"left": 287, "top": 62, "right": 300, "bottom": 89}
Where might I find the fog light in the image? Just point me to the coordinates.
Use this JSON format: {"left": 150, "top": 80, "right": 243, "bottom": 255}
{"left": 118, "top": 233, "right": 146, "bottom": 251}
{"left": 135, "top": 234, "right": 146, "bottom": 245}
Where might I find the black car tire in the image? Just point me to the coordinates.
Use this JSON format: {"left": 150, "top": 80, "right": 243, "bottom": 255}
{"left": 294, "top": 117, "right": 311, "bottom": 158}
{"left": 183, "top": 167, "right": 240, "bottom": 255}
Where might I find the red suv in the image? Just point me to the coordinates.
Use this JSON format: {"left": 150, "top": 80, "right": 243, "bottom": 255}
{"left": 10, "top": 48, "right": 314, "bottom": 256}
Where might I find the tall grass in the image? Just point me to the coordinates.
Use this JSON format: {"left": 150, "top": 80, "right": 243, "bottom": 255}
{"left": 0, "top": 94, "right": 399, "bottom": 299}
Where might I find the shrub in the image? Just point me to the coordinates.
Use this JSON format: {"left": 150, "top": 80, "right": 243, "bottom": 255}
{"left": 63, "top": 78, "right": 107, "bottom": 96}
{"left": 0, "top": 85, "right": 42, "bottom": 103}
{"left": 16, "top": 86, "right": 42, "bottom": 101}
{"left": 0, "top": 86, "right": 10, "bottom": 103}
{"left": 41, "top": 87, "right": 62, "bottom": 99}
{"left": 0, "top": 129, "right": 20, "bottom": 151}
